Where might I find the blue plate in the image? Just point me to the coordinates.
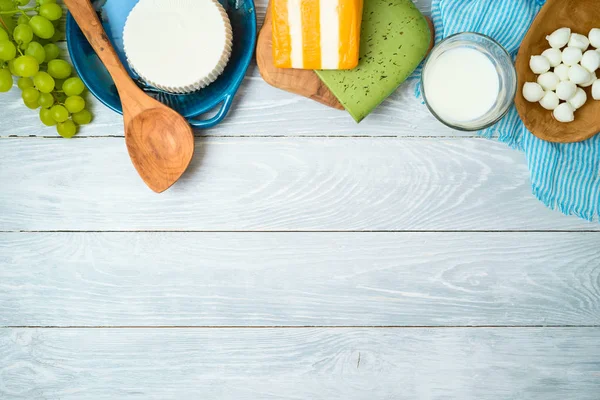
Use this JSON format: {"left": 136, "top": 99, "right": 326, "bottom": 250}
{"left": 66, "top": 0, "right": 256, "bottom": 129}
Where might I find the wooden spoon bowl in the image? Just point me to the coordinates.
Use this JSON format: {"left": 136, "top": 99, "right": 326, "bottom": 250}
{"left": 515, "top": 0, "right": 600, "bottom": 143}
{"left": 126, "top": 108, "right": 195, "bottom": 187}
{"left": 64, "top": 0, "right": 194, "bottom": 192}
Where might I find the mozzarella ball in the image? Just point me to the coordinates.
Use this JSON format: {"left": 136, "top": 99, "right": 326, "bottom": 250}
{"left": 542, "top": 48, "right": 563, "bottom": 67}
{"left": 537, "top": 72, "right": 560, "bottom": 91}
{"left": 553, "top": 103, "right": 575, "bottom": 123}
{"left": 579, "top": 71, "right": 597, "bottom": 88}
{"left": 568, "top": 33, "right": 590, "bottom": 51}
{"left": 568, "top": 64, "right": 591, "bottom": 84}
{"left": 567, "top": 88, "right": 587, "bottom": 109}
{"left": 581, "top": 50, "right": 600, "bottom": 72}
{"left": 540, "top": 91, "right": 560, "bottom": 110}
{"left": 589, "top": 28, "right": 600, "bottom": 49}
{"left": 530, "top": 55, "right": 551, "bottom": 74}
{"left": 556, "top": 81, "right": 577, "bottom": 100}
{"left": 523, "top": 82, "right": 545, "bottom": 102}
{"left": 562, "top": 47, "right": 583, "bottom": 66}
{"left": 554, "top": 64, "right": 570, "bottom": 81}
{"left": 592, "top": 80, "right": 600, "bottom": 100}
{"left": 546, "top": 27, "right": 571, "bottom": 49}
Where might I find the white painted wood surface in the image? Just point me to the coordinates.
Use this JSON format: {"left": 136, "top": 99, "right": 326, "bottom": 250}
{"left": 2, "top": 66, "right": 464, "bottom": 138}
{"left": 1, "top": 0, "right": 599, "bottom": 397}
{"left": 1, "top": 328, "right": 599, "bottom": 400}
{"left": 1, "top": 232, "right": 599, "bottom": 327}
{"left": 0, "top": 137, "right": 596, "bottom": 231}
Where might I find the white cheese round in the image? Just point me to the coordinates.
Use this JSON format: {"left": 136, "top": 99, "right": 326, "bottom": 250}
{"left": 123, "top": 0, "right": 233, "bottom": 93}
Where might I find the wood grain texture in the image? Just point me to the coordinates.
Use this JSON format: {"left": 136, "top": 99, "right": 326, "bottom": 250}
{"left": 123, "top": 108, "right": 195, "bottom": 192}
{"left": 1, "top": 328, "right": 599, "bottom": 399}
{"left": 0, "top": 52, "right": 457, "bottom": 138}
{"left": 256, "top": 2, "right": 345, "bottom": 110}
{"left": 2, "top": 69, "right": 463, "bottom": 137}
{"left": 1, "top": 232, "right": 600, "bottom": 327}
{"left": 515, "top": 0, "right": 600, "bottom": 143}
{"left": 0, "top": 137, "right": 596, "bottom": 231}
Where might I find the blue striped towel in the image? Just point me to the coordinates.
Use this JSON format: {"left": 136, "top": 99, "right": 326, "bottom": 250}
{"left": 416, "top": 0, "right": 600, "bottom": 221}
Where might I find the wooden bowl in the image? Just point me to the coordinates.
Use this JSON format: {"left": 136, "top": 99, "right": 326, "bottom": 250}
{"left": 515, "top": 0, "right": 600, "bottom": 143}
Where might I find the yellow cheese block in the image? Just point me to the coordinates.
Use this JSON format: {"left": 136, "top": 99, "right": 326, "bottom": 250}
{"left": 272, "top": 0, "right": 363, "bottom": 70}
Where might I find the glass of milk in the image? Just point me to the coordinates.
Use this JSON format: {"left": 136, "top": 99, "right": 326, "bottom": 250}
{"left": 421, "top": 32, "right": 517, "bottom": 131}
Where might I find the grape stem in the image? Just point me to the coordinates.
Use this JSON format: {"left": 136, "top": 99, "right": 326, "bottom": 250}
{"left": 0, "top": 7, "right": 36, "bottom": 15}
{"left": 18, "top": 10, "right": 31, "bottom": 20}
{"left": 0, "top": 17, "right": 8, "bottom": 31}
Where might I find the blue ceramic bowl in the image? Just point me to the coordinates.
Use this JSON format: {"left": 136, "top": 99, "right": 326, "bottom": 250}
{"left": 66, "top": 0, "right": 256, "bottom": 129}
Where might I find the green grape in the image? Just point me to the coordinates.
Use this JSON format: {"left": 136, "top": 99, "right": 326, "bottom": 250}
{"left": 0, "top": 9, "right": 16, "bottom": 34}
{"left": 72, "top": 109, "right": 92, "bottom": 125}
{"left": 24, "top": 99, "right": 39, "bottom": 109}
{"left": 38, "top": 0, "right": 57, "bottom": 5}
{"left": 62, "top": 77, "right": 85, "bottom": 96}
{"left": 0, "top": 40, "right": 17, "bottom": 61}
{"left": 64, "top": 95, "right": 85, "bottom": 113}
{"left": 0, "top": 28, "right": 8, "bottom": 42}
{"left": 33, "top": 71, "right": 54, "bottom": 93}
{"left": 38, "top": 92, "right": 54, "bottom": 108}
{"left": 54, "top": 90, "right": 66, "bottom": 103}
{"left": 39, "top": 107, "right": 56, "bottom": 126}
{"left": 7, "top": 59, "right": 16, "bottom": 75}
{"left": 43, "top": 43, "right": 59, "bottom": 62}
{"left": 47, "top": 59, "right": 71, "bottom": 79}
{"left": 49, "top": 27, "right": 63, "bottom": 43}
{"left": 17, "top": 14, "right": 29, "bottom": 26}
{"left": 0, "top": 0, "right": 14, "bottom": 10}
{"left": 25, "top": 41, "right": 45, "bottom": 64}
{"left": 22, "top": 87, "right": 40, "bottom": 103}
{"left": 29, "top": 16, "right": 54, "bottom": 40}
{"left": 14, "top": 24, "right": 34, "bottom": 45}
{"left": 54, "top": 78, "right": 65, "bottom": 90}
{"left": 15, "top": 0, "right": 29, "bottom": 5}
{"left": 13, "top": 55, "right": 39, "bottom": 77}
{"left": 39, "top": 3, "right": 62, "bottom": 21}
{"left": 57, "top": 119, "right": 77, "bottom": 138}
{"left": 51, "top": 104, "right": 69, "bottom": 122}
{"left": 0, "top": 67, "right": 12, "bottom": 92}
{"left": 17, "top": 77, "right": 33, "bottom": 90}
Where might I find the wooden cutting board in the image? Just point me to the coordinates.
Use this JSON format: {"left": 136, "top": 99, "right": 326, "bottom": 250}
{"left": 256, "top": 4, "right": 344, "bottom": 110}
{"left": 256, "top": 4, "right": 435, "bottom": 110}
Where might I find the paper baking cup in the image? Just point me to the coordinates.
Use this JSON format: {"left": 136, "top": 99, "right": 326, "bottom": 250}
{"left": 123, "top": 0, "right": 233, "bottom": 94}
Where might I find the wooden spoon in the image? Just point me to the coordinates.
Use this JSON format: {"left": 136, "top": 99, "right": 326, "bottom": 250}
{"left": 515, "top": 0, "right": 600, "bottom": 143}
{"left": 64, "top": 0, "right": 195, "bottom": 192}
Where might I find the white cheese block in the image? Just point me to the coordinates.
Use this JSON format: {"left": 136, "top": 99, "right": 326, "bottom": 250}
{"left": 123, "top": 0, "right": 233, "bottom": 93}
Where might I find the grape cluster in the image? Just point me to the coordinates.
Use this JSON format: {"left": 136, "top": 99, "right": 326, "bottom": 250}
{"left": 0, "top": 0, "right": 92, "bottom": 138}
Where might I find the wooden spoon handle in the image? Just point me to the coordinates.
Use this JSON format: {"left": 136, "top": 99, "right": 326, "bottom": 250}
{"left": 63, "top": 0, "right": 137, "bottom": 94}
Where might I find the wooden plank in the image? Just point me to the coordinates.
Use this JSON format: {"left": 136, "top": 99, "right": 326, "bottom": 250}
{"left": 0, "top": 137, "right": 595, "bottom": 231}
{"left": 0, "top": 63, "right": 460, "bottom": 138}
{"left": 0, "top": 1, "right": 463, "bottom": 138}
{"left": 1, "top": 327, "right": 599, "bottom": 399}
{"left": 1, "top": 232, "right": 599, "bottom": 327}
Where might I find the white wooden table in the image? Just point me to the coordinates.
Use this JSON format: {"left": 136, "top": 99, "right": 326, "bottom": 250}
{"left": 1, "top": 1, "right": 600, "bottom": 398}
